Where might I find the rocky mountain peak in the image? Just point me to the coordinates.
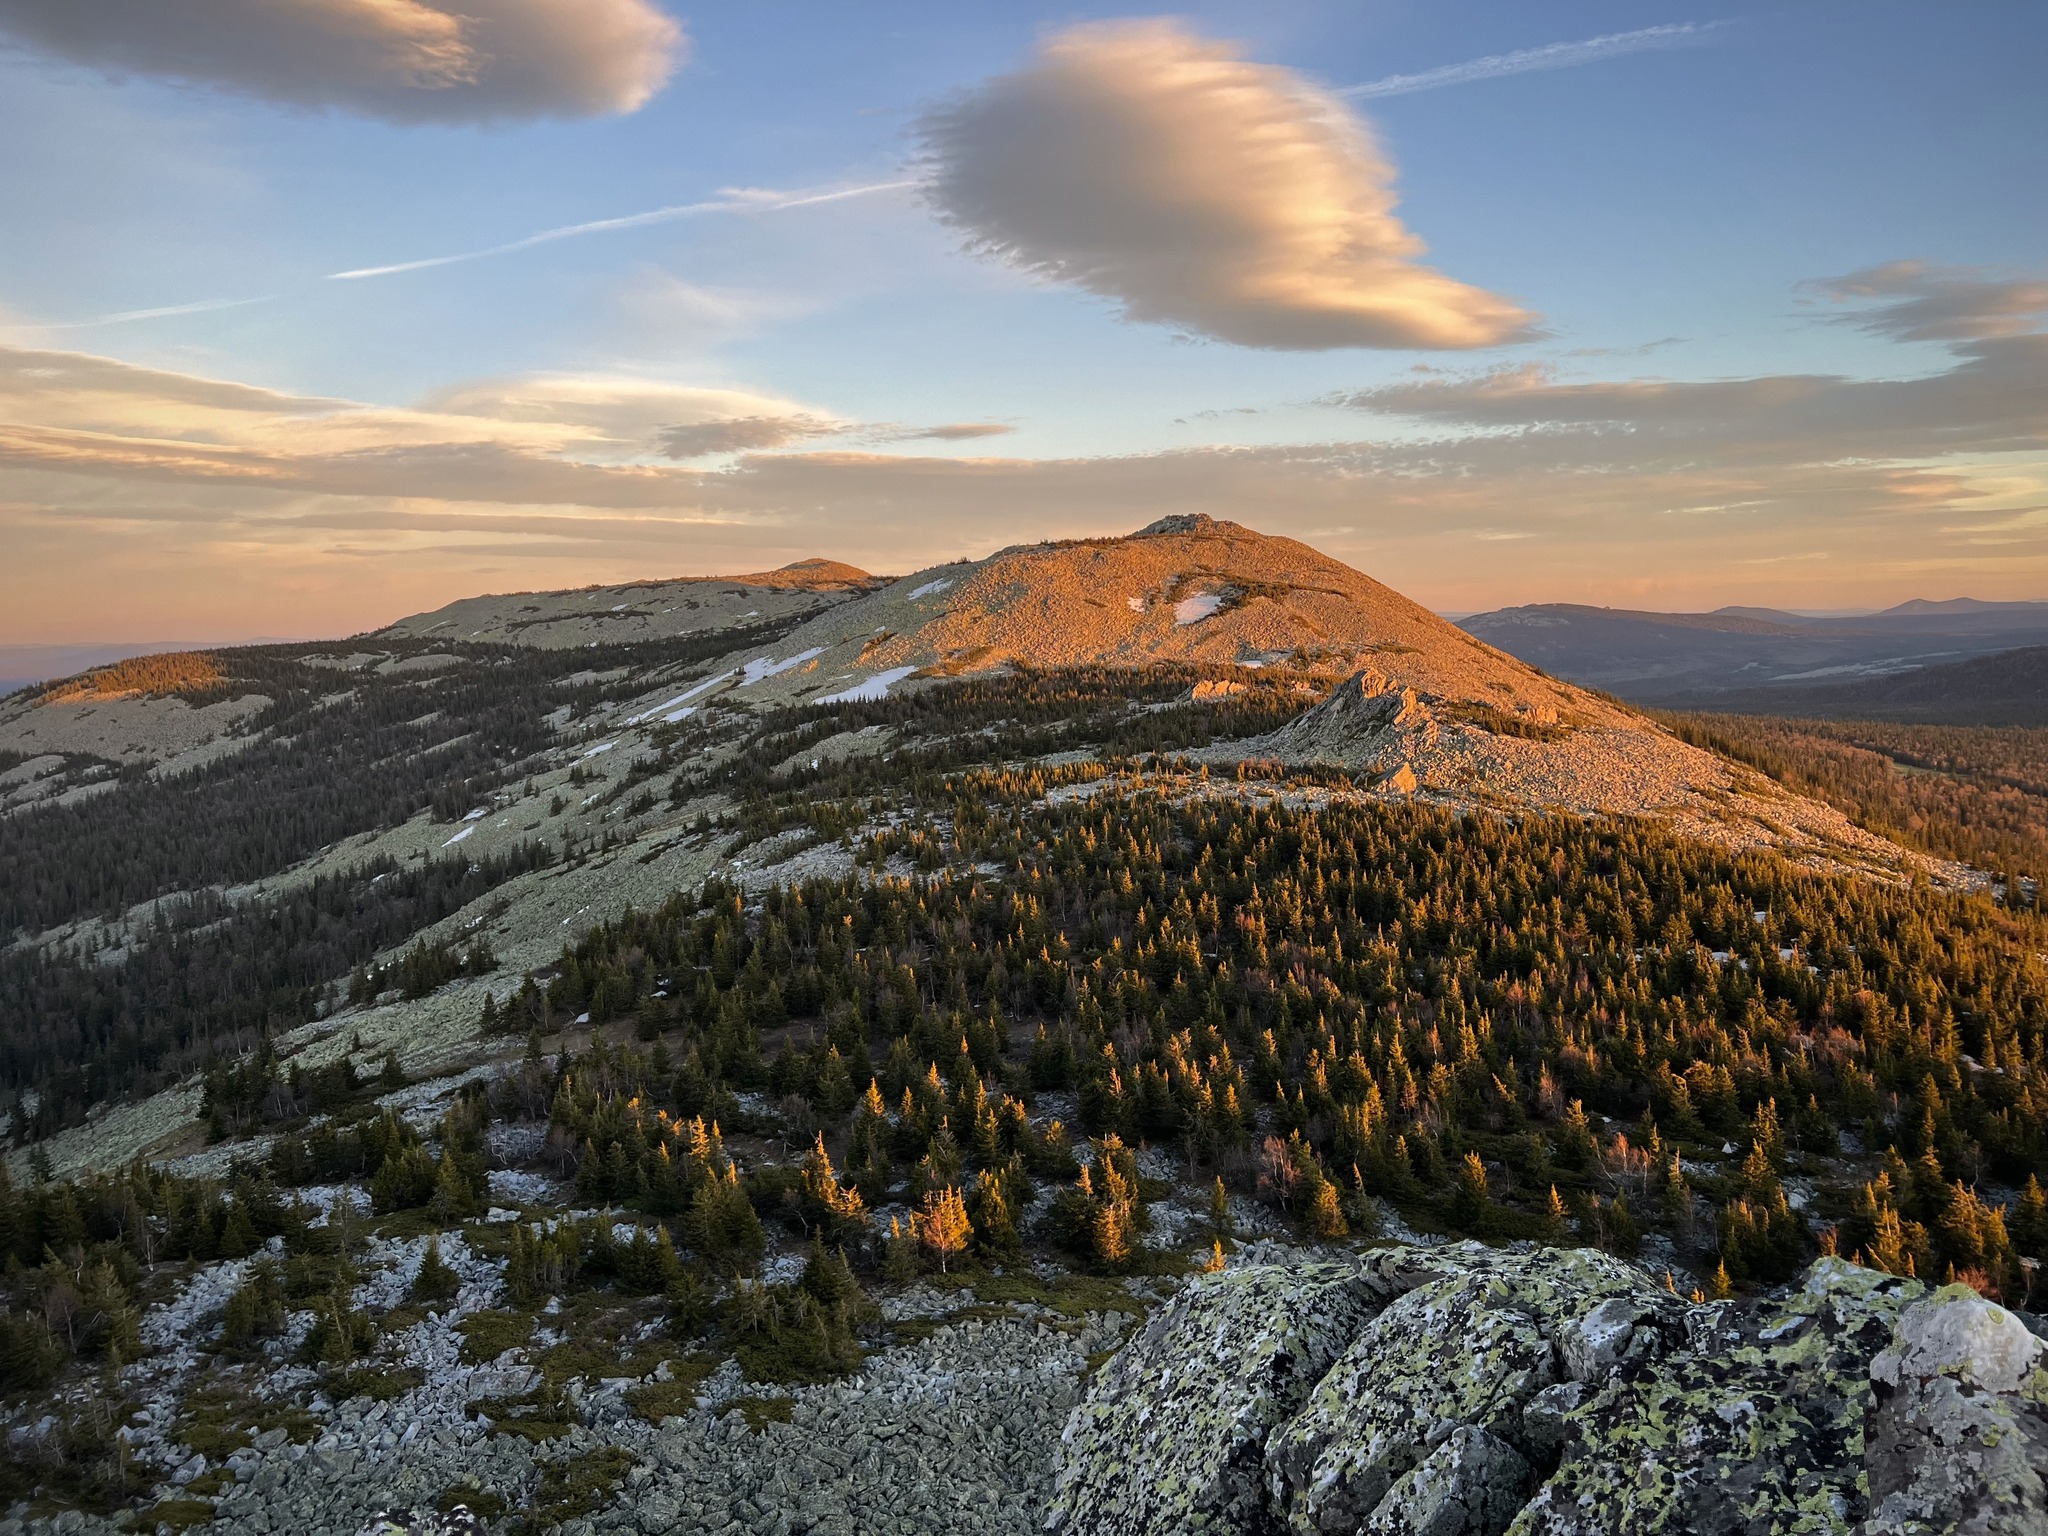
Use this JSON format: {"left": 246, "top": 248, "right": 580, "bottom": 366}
{"left": 1131, "top": 514, "right": 1242, "bottom": 537}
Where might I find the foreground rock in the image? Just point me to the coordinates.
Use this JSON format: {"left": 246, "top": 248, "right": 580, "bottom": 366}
{"left": 1049, "top": 1243, "right": 2048, "bottom": 1536}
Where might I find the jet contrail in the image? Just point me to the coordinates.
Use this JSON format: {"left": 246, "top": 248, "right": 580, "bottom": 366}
{"left": 1343, "top": 22, "right": 1730, "bottom": 100}
{"left": 326, "top": 178, "right": 921, "bottom": 281}
{"left": 36, "top": 297, "right": 272, "bottom": 330}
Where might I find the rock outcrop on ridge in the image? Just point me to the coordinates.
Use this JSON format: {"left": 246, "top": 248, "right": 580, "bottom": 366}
{"left": 1049, "top": 1243, "right": 2048, "bottom": 1536}
{"left": 1222, "top": 668, "right": 1935, "bottom": 869}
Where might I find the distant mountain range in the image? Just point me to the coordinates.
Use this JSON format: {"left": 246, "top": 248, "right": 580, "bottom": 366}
{"left": 1678, "top": 644, "right": 2048, "bottom": 726}
{"left": 1457, "top": 599, "right": 2048, "bottom": 716}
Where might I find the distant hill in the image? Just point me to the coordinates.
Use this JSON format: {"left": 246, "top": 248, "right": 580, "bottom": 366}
{"left": 0, "top": 641, "right": 229, "bottom": 698}
{"left": 374, "top": 561, "right": 885, "bottom": 649}
{"left": 1677, "top": 644, "right": 2048, "bottom": 725}
{"left": 1458, "top": 598, "right": 2048, "bottom": 704}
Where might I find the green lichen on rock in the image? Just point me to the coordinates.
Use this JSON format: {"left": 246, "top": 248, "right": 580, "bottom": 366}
{"left": 1266, "top": 1245, "right": 1685, "bottom": 1536}
{"left": 1050, "top": 1244, "right": 2048, "bottom": 1536}
{"left": 1507, "top": 1257, "right": 1920, "bottom": 1536}
{"left": 1044, "top": 1261, "right": 1387, "bottom": 1533}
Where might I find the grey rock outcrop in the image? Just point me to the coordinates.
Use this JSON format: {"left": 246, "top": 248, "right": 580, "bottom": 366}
{"left": 1265, "top": 1247, "right": 1685, "bottom": 1536}
{"left": 1046, "top": 1262, "right": 1387, "bottom": 1533}
{"left": 1049, "top": 1244, "right": 2048, "bottom": 1536}
{"left": 1863, "top": 1283, "right": 2048, "bottom": 1535}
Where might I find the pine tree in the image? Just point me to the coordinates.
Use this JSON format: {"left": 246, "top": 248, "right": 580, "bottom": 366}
{"left": 1544, "top": 1185, "right": 1571, "bottom": 1244}
{"left": 411, "top": 1238, "right": 460, "bottom": 1305}
{"left": 1304, "top": 1178, "right": 1348, "bottom": 1241}
{"left": 915, "top": 1187, "right": 972, "bottom": 1274}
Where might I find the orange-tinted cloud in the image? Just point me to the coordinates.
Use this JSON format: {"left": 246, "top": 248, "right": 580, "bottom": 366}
{"left": 0, "top": 0, "right": 683, "bottom": 120}
{"left": 917, "top": 19, "right": 1536, "bottom": 350}
{"left": 3, "top": 266, "right": 2046, "bottom": 641}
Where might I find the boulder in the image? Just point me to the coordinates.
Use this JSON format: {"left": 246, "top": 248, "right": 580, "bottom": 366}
{"left": 1862, "top": 1283, "right": 2048, "bottom": 1535}
{"left": 1051, "top": 1246, "right": 2045, "bottom": 1536}
{"left": 1045, "top": 1262, "right": 1388, "bottom": 1534}
{"left": 1266, "top": 1246, "right": 1681, "bottom": 1536}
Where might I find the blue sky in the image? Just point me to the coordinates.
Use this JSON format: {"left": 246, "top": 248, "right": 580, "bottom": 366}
{"left": 1, "top": 0, "right": 2043, "bottom": 640}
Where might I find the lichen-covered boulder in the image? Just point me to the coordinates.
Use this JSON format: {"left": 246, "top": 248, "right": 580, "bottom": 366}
{"left": 1510, "top": 1257, "right": 1923, "bottom": 1536}
{"left": 1265, "top": 1246, "right": 1680, "bottom": 1536}
{"left": 1045, "top": 1261, "right": 1388, "bottom": 1534}
{"left": 1366, "top": 1425, "right": 1532, "bottom": 1536}
{"left": 1862, "top": 1282, "right": 2048, "bottom": 1535}
{"left": 1050, "top": 1246, "right": 2047, "bottom": 1536}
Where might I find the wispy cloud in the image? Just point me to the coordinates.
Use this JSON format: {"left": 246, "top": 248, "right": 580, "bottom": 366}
{"left": 326, "top": 178, "right": 919, "bottom": 281}
{"left": 1342, "top": 22, "right": 1729, "bottom": 101}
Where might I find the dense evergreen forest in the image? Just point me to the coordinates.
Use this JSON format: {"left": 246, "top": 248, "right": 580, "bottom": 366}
{"left": 1663, "top": 712, "right": 2048, "bottom": 876}
{"left": 499, "top": 775, "right": 2048, "bottom": 1298}
{"left": 0, "top": 847, "right": 543, "bottom": 1134}
{"left": 0, "top": 664, "right": 1316, "bottom": 1136}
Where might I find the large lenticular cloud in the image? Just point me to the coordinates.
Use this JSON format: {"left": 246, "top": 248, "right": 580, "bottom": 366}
{"left": 0, "top": 0, "right": 684, "bottom": 121}
{"left": 917, "top": 19, "right": 1536, "bottom": 351}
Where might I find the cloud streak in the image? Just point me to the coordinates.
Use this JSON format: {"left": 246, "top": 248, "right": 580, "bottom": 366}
{"left": 36, "top": 297, "right": 273, "bottom": 331}
{"left": 325, "top": 179, "right": 919, "bottom": 281}
{"left": 0, "top": 0, "right": 684, "bottom": 122}
{"left": 918, "top": 19, "right": 1536, "bottom": 351}
{"left": 1342, "top": 22, "right": 1729, "bottom": 101}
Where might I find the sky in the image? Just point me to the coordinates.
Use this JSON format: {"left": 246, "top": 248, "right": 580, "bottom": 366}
{"left": 0, "top": 0, "right": 2043, "bottom": 643}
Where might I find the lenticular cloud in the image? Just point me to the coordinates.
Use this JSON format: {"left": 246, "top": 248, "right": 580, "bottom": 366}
{"left": 917, "top": 19, "right": 1537, "bottom": 351}
{"left": 0, "top": 0, "right": 684, "bottom": 121}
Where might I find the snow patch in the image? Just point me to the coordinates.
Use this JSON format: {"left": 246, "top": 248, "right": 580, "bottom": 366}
{"left": 462, "top": 807, "right": 488, "bottom": 821}
{"left": 818, "top": 666, "right": 918, "bottom": 704}
{"left": 1174, "top": 593, "right": 1223, "bottom": 625}
{"left": 582, "top": 741, "right": 615, "bottom": 757}
{"left": 741, "top": 647, "right": 826, "bottom": 686}
{"left": 1126, "top": 596, "right": 1147, "bottom": 613}
{"left": 908, "top": 578, "right": 953, "bottom": 601}
{"left": 442, "top": 825, "right": 474, "bottom": 847}
{"left": 662, "top": 706, "right": 697, "bottom": 724}
{"left": 623, "top": 674, "right": 734, "bottom": 724}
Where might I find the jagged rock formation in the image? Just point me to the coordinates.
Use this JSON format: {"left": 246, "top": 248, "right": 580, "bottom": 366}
{"left": 1049, "top": 1243, "right": 2048, "bottom": 1536}
{"left": 1222, "top": 667, "right": 1935, "bottom": 868}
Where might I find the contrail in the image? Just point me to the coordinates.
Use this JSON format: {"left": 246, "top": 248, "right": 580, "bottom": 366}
{"left": 326, "top": 178, "right": 920, "bottom": 282}
{"left": 1343, "top": 22, "right": 1729, "bottom": 100}
{"left": 37, "top": 297, "right": 272, "bottom": 330}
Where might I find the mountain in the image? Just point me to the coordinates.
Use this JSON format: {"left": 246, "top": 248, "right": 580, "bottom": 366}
{"left": 1680, "top": 643, "right": 2048, "bottom": 725}
{"left": 0, "top": 515, "right": 1932, "bottom": 1151}
{"left": 1880, "top": 596, "right": 2048, "bottom": 618}
{"left": 1458, "top": 598, "right": 2048, "bottom": 705}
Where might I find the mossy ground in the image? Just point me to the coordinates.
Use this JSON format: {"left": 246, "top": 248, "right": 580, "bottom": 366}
{"left": 523, "top": 1446, "right": 635, "bottom": 1529}
{"left": 458, "top": 1308, "right": 538, "bottom": 1363}
{"left": 725, "top": 1396, "right": 795, "bottom": 1434}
